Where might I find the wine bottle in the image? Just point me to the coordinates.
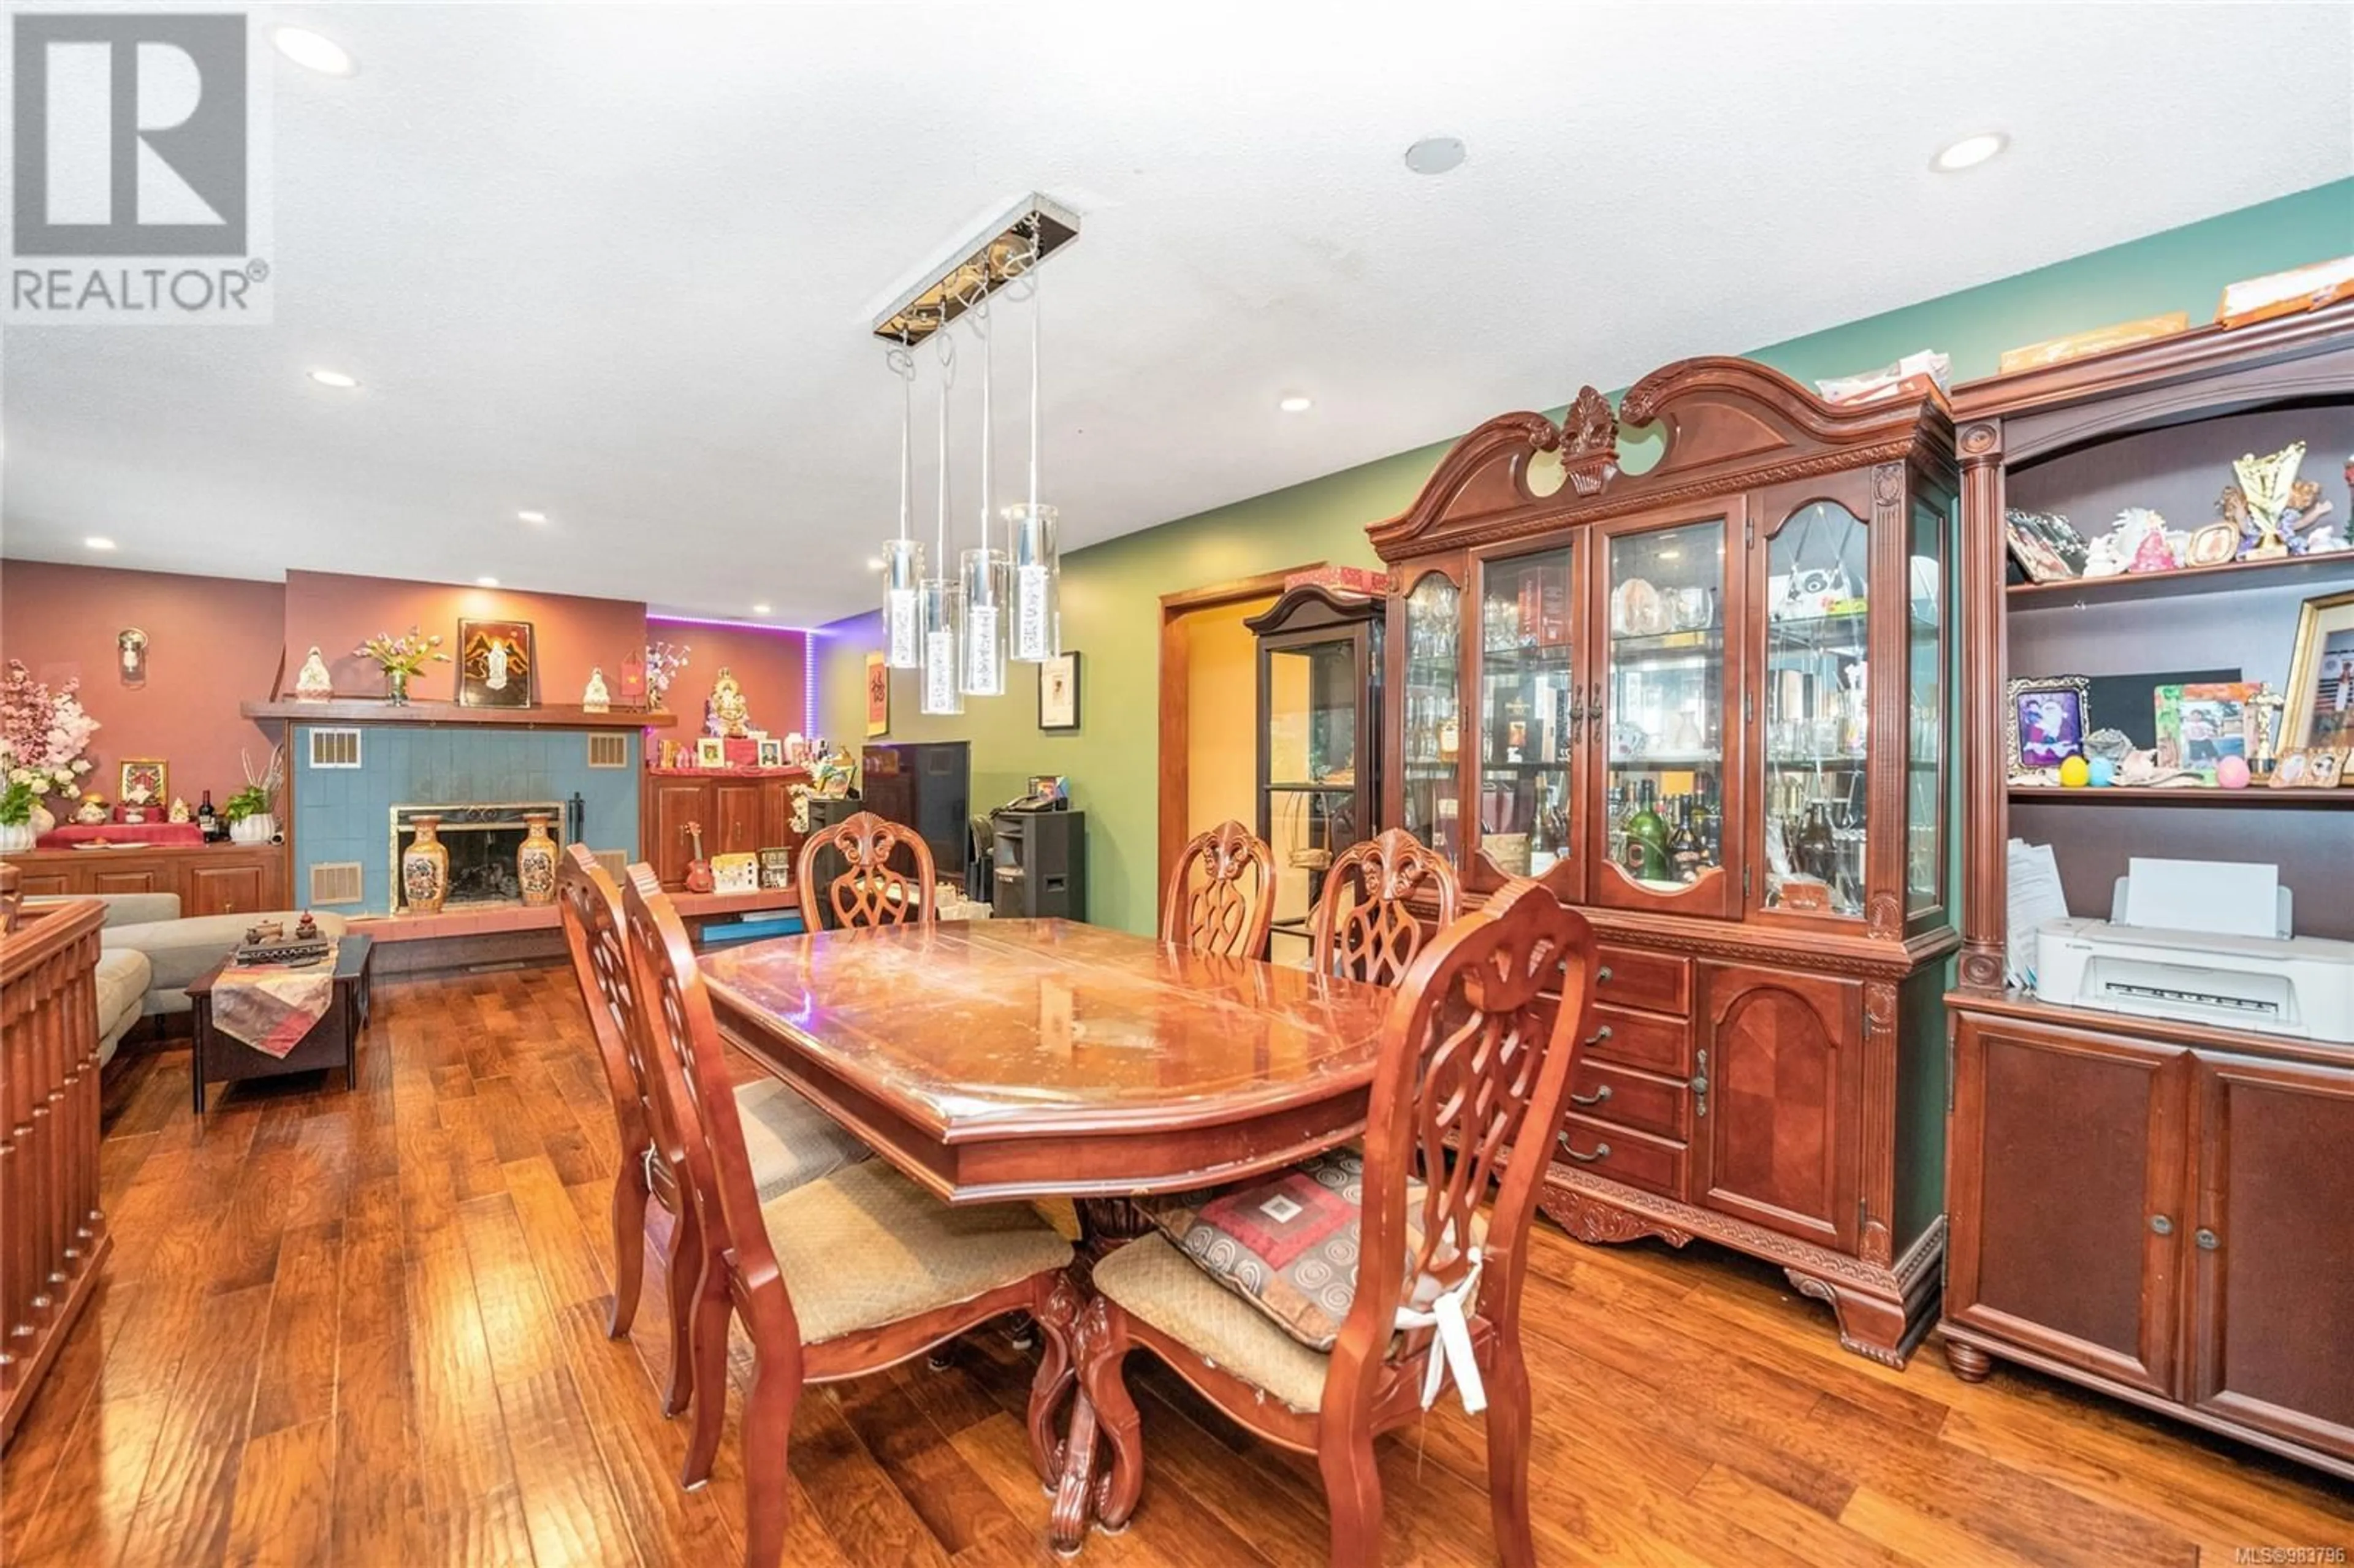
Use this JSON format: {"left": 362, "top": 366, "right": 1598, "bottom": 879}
{"left": 1624, "top": 781, "right": 1669, "bottom": 883}
{"left": 197, "top": 790, "right": 217, "bottom": 842}
{"left": 1796, "top": 801, "right": 1839, "bottom": 885}
{"left": 1669, "top": 796, "right": 1702, "bottom": 883}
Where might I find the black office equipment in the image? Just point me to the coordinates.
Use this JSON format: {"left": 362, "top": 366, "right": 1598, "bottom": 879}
{"left": 991, "top": 807, "right": 1086, "bottom": 921}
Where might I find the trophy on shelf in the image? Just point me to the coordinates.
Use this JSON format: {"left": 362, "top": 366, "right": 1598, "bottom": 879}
{"left": 2249, "top": 688, "right": 2289, "bottom": 782}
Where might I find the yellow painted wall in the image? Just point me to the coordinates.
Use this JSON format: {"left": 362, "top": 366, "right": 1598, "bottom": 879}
{"left": 1184, "top": 597, "right": 1273, "bottom": 840}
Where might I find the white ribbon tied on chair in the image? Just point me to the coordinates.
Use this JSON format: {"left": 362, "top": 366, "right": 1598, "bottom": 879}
{"left": 1395, "top": 1246, "right": 1485, "bottom": 1415}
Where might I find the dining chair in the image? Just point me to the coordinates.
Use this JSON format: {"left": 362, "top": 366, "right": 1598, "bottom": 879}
{"left": 617, "top": 865, "right": 1077, "bottom": 1568}
{"left": 1308, "top": 828, "right": 1461, "bottom": 987}
{"left": 555, "top": 845, "right": 870, "bottom": 1418}
{"left": 795, "top": 809, "right": 937, "bottom": 931}
{"left": 1159, "top": 819, "right": 1275, "bottom": 959}
{"left": 1080, "top": 878, "right": 1598, "bottom": 1567}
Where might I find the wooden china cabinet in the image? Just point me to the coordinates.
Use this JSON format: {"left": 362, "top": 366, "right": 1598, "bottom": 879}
{"left": 1369, "top": 359, "right": 1960, "bottom": 1363}
{"left": 1942, "top": 303, "right": 2354, "bottom": 1479}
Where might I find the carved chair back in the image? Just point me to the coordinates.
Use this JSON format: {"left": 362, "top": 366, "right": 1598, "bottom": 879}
{"left": 1159, "top": 820, "right": 1275, "bottom": 960}
{"left": 1330, "top": 879, "right": 1597, "bottom": 1402}
{"left": 620, "top": 866, "right": 806, "bottom": 1347}
{"left": 557, "top": 845, "right": 682, "bottom": 1192}
{"left": 796, "top": 810, "right": 937, "bottom": 932}
{"left": 1308, "top": 829, "right": 1460, "bottom": 988}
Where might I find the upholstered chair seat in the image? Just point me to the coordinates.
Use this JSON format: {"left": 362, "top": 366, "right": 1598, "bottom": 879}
{"left": 756, "top": 1159, "right": 1072, "bottom": 1346}
{"left": 1092, "top": 1231, "right": 1331, "bottom": 1412}
{"left": 734, "top": 1078, "right": 870, "bottom": 1202}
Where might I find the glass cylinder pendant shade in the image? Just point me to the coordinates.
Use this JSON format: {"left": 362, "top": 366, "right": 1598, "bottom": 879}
{"left": 918, "top": 578, "right": 965, "bottom": 715}
{"left": 1004, "top": 503, "right": 1060, "bottom": 662}
{"left": 881, "top": 538, "right": 925, "bottom": 669}
{"left": 959, "top": 547, "right": 1008, "bottom": 697}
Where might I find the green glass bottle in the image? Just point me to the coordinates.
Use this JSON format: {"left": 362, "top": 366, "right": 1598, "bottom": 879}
{"left": 1623, "top": 780, "right": 1669, "bottom": 883}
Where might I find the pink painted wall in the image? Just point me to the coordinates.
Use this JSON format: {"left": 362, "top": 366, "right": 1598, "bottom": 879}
{"left": 284, "top": 571, "right": 649, "bottom": 706}
{"left": 647, "top": 618, "right": 812, "bottom": 737}
{"left": 0, "top": 561, "right": 286, "bottom": 806}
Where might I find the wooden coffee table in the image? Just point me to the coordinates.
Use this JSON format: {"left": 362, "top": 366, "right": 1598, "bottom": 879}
{"left": 186, "top": 935, "right": 373, "bottom": 1114}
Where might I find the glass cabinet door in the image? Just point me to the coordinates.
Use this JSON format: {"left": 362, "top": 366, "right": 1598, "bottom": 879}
{"left": 1906, "top": 495, "right": 1950, "bottom": 916}
{"left": 1400, "top": 571, "right": 1463, "bottom": 859}
{"left": 1475, "top": 545, "right": 1575, "bottom": 881}
{"left": 1761, "top": 501, "right": 1871, "bottom": 918}
{"left": 1601, "top": 519, "right": 1729, "bottom": 902}
{"left": 1263, "top": 634, "right": 1365, "bottom": 964}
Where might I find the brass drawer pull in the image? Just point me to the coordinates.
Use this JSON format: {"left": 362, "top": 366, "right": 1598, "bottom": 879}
{"left": 1596, "top": 966, "right": 1613, "bottom": 984}
{"left": 2195, "top": 1227, "right": 2220, "bottom": 1251}
{"left": 1557, "top": 1132, "right": 1610, "bottom": 1165}
{"left": 2149, "top": 1214, "right": 2173, "bottom": 1236}
{"left": 1568, "top": 1083, "right": 1612, "bottom": 1108}
{"left": 1583, "top": 1024, "right": 1613, "bottom": 1048}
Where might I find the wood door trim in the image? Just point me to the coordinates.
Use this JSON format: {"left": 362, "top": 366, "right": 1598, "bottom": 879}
{"left": 1157, "top": 563, "right": 1322, "bottom": 906}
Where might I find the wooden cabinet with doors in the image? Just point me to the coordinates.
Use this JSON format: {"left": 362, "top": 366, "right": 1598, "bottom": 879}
{"left": 639, "top": 768, "right": 807, "bottom": 891}
{"left": 1943, "top": 1000, "right": 2353, "bottom": 1480}
{"left": 1369, "top": 362, "right": 1959, "bottom": 1363}
{"left": 2, "top": 840, "right": 287, "bottom": 916}
{"left": 1941, "top": 301, "right": 2354, "bottom": 1478}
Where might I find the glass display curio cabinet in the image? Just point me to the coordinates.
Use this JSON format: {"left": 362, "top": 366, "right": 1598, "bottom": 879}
{"left": 1367, "top": 363, "right": 1959, "bottom": 1366}
{"left": 1247, "top": 584, "right": 1384, "bottom": 967}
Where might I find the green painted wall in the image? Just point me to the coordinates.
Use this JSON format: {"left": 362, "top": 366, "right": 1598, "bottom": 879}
{"left": 821, "top": 179, "right": 2354, "bottom": 934}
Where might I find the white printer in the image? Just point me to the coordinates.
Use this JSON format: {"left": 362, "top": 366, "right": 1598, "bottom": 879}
{"left": 2034, "top": 858, "right": 2354, "bottom": 1043}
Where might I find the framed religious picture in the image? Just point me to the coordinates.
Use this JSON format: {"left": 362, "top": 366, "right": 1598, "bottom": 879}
{"left": 2284, "top": 589, "right": 2354, "bottom": 753}
{"left": 2005, "top": 676, "right": 2090, "bottom": 777}
{"left": 864, "top": 652, "right": 889, "bottom": 738}
{"left": 117, "top": 758, "right": 167, "bottom": 810}
{"left": 694, "top": 736, "right": 726, "bottom": 769}
{"left": 455, "top": 618, "right": 536, "bottom": 709}
{"left": 755, "top": 738, "right": 786, "bottom": 769}
{"left": 1038, "top": 652, "right": 1081, "bottom": 732}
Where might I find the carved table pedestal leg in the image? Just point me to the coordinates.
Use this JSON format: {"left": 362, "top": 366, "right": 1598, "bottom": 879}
{"left": 1044, "top": 1197, "right": 1149, "bottom": 1556}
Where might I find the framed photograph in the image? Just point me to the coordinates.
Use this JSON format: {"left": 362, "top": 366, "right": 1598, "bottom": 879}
{"left": 2284, "top": 589, "right": 2354, "bottom": 753}
{"left": 1038, "top": 652, "right": 1081, "bottom": 731}
{"left": 2003, "top": 509, "right": 2087, "bottom": 584}
{"left": 2307, "top": 748, "right": 2347, "bottom": 790}
{"left": 455, "top": 618, "right": 536, "bottom": 709}
{"left": 2166, "top": 680, "right": 2260, "bottom": 778}
{"left": 2271, "top": 748, "right": 2315, "bottom": 789}
{"left": 864, "top": 652, "right": 889, "bottom": 738}
{"left": 756, "top": 847, "right": 794, "bottom": 891}
{"left": 755, "top": 738, "right": 786, "bottom": 769}
{"left": 2005, "top": 676, "right": 2090, "bottom": 775}
{"left": 694, "top": 736, "right": 726, "bottom": 769}
{"left": 117, "top": 758, "right": 167, "bottom": 808}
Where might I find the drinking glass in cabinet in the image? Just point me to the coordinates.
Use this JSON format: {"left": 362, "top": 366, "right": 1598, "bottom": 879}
{"left": 1479, "top": 546, "right": 1575, "bottom": 877}
{"left": 1402, "top": 573, "right": 1461, "bottom": 858}
{"left": 1604, "top": 521, "right": 1725, "bottom": 891}
{"left": 1762, "top": 501, "right": 1870, "bottom": 916}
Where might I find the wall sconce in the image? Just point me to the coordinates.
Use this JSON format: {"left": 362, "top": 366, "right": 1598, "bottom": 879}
{"left": 118, "top": 628, "right": 148, "bottom": 687}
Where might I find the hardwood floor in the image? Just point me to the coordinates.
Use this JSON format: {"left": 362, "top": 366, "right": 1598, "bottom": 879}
{"left": 4, "top": 963, "right": 2347, "bottom": 1567}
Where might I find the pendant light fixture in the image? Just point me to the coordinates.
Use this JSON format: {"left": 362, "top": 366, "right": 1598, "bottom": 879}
{"left": 1005, "top": 217, "right": 1059, "bottom": 663}
{"left": 918, "top": 331, "right": 964, "bottom": 716}
{"left": 960, "top": 288, "right": 1009, "bottom": 698}
{"left": 880, "top": 338, "right": 923, "bottom": 669}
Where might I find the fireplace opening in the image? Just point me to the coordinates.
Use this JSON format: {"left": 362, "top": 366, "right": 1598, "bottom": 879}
{"left": 390, "top": 802, "right": 567, "bottom": 911}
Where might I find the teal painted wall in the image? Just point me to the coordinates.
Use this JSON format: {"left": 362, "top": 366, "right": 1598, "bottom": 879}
{"left": 821, "top": 180, "right": 2354, "bottom": 934}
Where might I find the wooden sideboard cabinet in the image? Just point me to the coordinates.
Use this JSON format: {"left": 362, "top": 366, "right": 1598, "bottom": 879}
{"left": 1368, "top": 358, "right": 1960, "bottom": 1364}
{"left": 639, "top": 768, "right": 807, "bottom": 891}
{"left": 1944, "top": 1000, "right": 2354, "bottom": 1480}
{"left": 1, "top": 841, "right": 288, "bottom": 917}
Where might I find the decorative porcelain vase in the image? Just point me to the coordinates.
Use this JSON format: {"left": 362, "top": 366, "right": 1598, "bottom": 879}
{"left": 28, "top": 802, "right": 55, "bottom": 837}
{"left": 229, "top": 812, "right": 276, "bottom": 845}
{"left": 386, "top": 666, "right": 411, "bottom": 706}
{"left": 0, "top": 821, "right": 35, "bottom": 853}
{"left": 402, "top": 816, "right": 449, "bottom": 914}
{"left": 516, "top": 813, "right": 558, "bottom": 907}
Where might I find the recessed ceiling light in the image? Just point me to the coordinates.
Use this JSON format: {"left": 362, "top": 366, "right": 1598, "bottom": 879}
{"left": 476, "top": 577, "right": 499, "bottom": 588}
{"left": 517, "top": 510, "right": 547, "bottom": 524}
{"left": 85, "top": 536, "right": 116, "bottom": 551}
{"left": 752, "top": 604, "right": 772, "bottom": 615}
{"left": 1932, "top": 132, "right": 2008, "bottom": 173}
{"left": 1403, "top": 135, "right": 1467, "bottom": 177}
{"left": 1278, "top": 394, "right": 1313, "bottom": 413}
{"left": 273, "top": 26, "right": 356, "bottom": 77}
{"left": 307, "top": 368, "right": 359, "bottom": 389}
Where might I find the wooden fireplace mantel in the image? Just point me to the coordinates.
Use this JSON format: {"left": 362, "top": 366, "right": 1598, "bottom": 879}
{"left": 240, "top": 698, "right": 676, "bottom": 730}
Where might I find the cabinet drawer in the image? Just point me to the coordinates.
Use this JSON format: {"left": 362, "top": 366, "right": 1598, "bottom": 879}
{"left": 94, "top": 869, "right": 162, "bottom": 896}
{"left": 1554, "top": 1115, "right": 1686, "bottom": 1202}
{"left": 13, "top": 872, "right": 71, "bottom": 897}
{"left": 1594, "top": 943, "right": 1690, "bottom": 1016}
{"left": 1567, "top": 1059, "right": 1689, "bottom": 1143}
{"left": 1582, "top": 1003, "right": 1693, "bottom": 1077}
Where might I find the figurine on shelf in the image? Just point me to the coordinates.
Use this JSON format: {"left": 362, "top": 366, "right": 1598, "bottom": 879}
{"left": 167, "top": 796, "right": 191, "bottom": 823}
{"left": 2249, "top": 689, "right": 2290, "bottom": 780}
{"left": 706, "top": 667, "right": 752, "bottom": 738}
{"left": 2112, "top": 507, "right": 2177, "bottom": 574}
{"left": 294, "top": 911, "right": 321, "bottom": 942}
{"left": 683, "top": 821, "right": 715, "bottom": 894}
{"left": 72, "top": 793, "right": 109, "bottom": 826}
{"left": 2232, "top": 441, "right": 2305, "bottom": 560}
{"left": 2284, "top": 478, "right": 2344, "bottom": 555}
{"left": 2082, "top": 533, "right": 2126, "bottom": 577}
{"left": 581, "top": 666, "right": 610, "bottom": 714}
{"left": 294, "top": 645, "right": 335, "bottom": 701}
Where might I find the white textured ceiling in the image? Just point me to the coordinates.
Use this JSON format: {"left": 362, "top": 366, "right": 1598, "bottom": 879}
{"left": 4, "top": 2, "right": 2350, "bottom": 625}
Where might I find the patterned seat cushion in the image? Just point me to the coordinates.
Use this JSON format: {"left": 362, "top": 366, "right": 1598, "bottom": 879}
{"left": 1139, "top": 1147, "right": 1472, "bottom": 1353}
{"left": 1092, "top": 1232, "right": 1329, "bottom": 1412}
{"left": 757, "top": 1159, "right": 1072, "bottom": 1346}
{"left": 733, "top": 1078, "right": 871, "bottom": 1201}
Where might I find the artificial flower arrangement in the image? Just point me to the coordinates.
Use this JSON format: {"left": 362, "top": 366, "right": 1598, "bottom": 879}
{"left": 354, "top": 625, "right": 451, "bottom": 704}
{"left": 1, "top": 659, "right": 99, "bottom": 831}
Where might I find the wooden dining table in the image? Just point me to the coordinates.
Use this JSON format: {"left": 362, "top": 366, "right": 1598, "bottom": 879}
{"left": 700, "top": 916, "right": 1396, "bottom": 1553}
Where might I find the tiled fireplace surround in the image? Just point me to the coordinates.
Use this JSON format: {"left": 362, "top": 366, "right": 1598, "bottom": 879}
{"left": 292, "top": 723, "right": 639, "bottom": 916}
